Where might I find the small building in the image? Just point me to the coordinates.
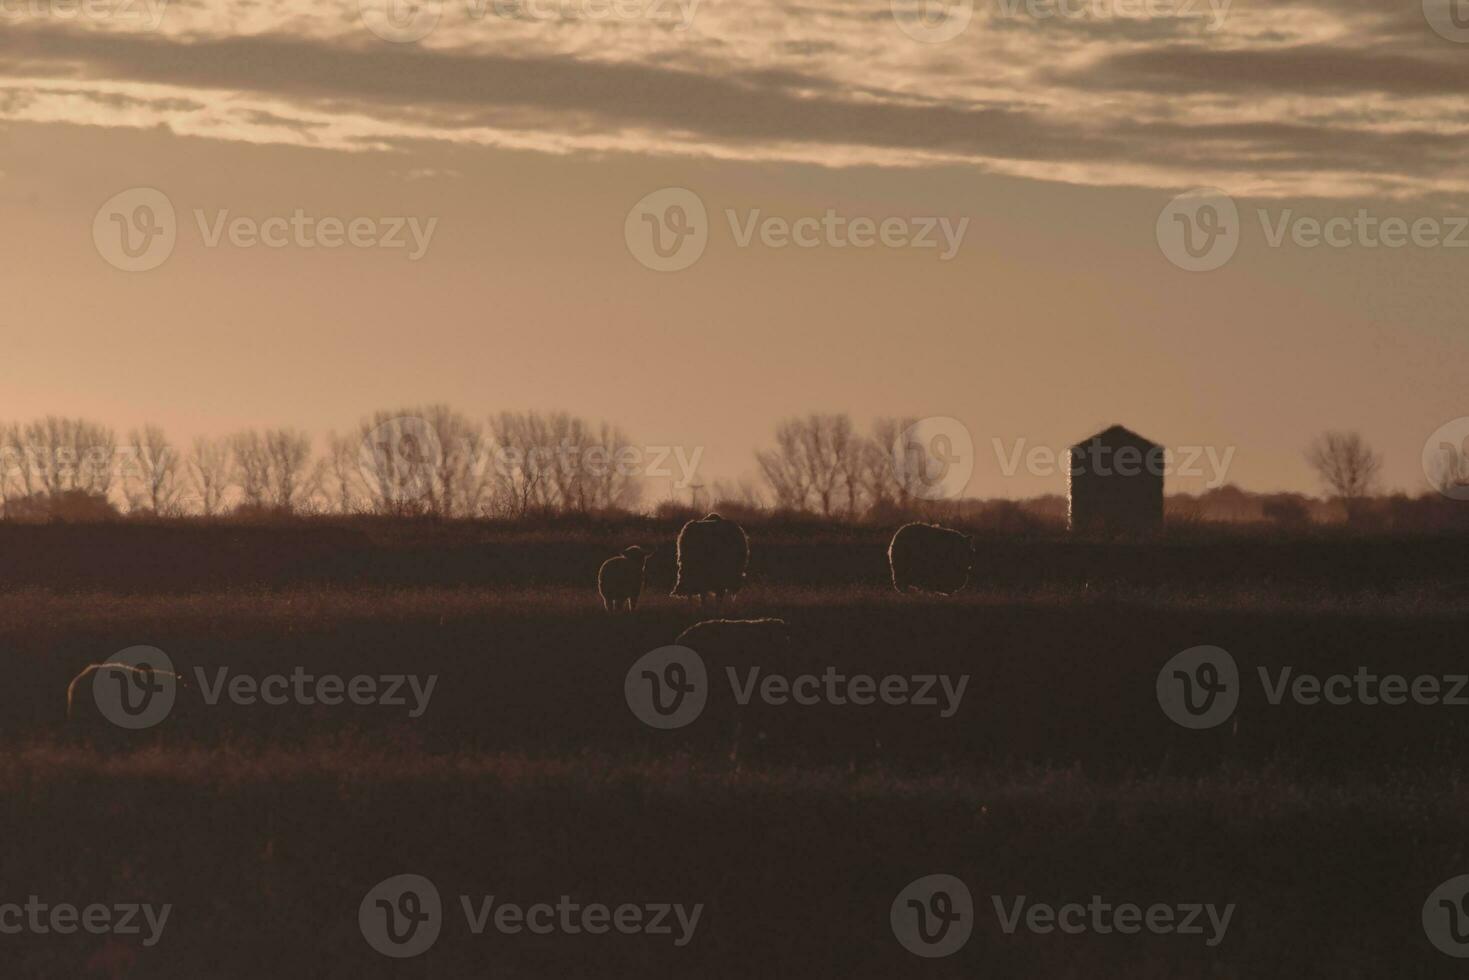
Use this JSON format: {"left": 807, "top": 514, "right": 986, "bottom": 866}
{"left": 1067, "top": 424, "right": 1164, "bottom": 534}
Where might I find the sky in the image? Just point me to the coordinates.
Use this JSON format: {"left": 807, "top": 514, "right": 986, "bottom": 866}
{"left": 0, "top": 0, "right": 1467, "bottom": 501}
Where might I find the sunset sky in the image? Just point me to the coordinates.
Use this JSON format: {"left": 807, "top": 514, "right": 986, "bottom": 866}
{"left": 1, "top": 0, "right": 1466, "bottom": 501}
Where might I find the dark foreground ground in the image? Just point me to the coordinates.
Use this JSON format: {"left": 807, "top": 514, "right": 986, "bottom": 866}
{"left": 1, "top": 521, "right": 1468, "bottom": 977}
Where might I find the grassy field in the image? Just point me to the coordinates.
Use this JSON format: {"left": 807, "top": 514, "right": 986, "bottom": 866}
{"left": 4, "top": 520, "right": 1469, "bottom": 977}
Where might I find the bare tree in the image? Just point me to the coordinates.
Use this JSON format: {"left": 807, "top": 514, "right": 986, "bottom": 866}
{"left": 187, "top": 436, "right": 231, "bottom": 516}
{"left": 229, "top": 430, "right": 272, "bottom": 509}
{"left": 265, "top": 428, "right": 312, "bottom": 513}
{"left": 317, "top": 432, "right": 366, "bottom": 514}
{"left": 1305, "top": 431, "right": 1382, "bottom": 521}
{"left": 5, "top": 417, "right": 117, "bottom": 500}
{"left": 865, "top": 416, "right": 925, "bottom": 511}
{"left": 756, "top": 414, "right": 860, "bottom": 517}
{"left": 125, "top": 424, "right": 183, "bottom": 515}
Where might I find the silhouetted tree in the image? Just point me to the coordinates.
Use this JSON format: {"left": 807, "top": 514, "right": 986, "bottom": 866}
{"left": 1305, "top": 431, "right": 1381, "bottom": 522}
{"left": 125, "top": 424, "right": 183, "bottom": 515}
{"left": 2, "top": 417, "right": 116, "bottom": 501}
{"left": 187, "top": 436, "right": 231, "bottom": 516}
{"left": 756, "top": 414, "right": 860, "bottom": 517}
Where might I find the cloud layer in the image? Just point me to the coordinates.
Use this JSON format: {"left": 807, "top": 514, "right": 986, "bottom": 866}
{"left": 1, "top": 0, "right": 1466, "bottom": 197}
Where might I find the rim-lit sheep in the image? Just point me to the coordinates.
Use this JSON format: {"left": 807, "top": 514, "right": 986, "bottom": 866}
{"left": 888, "top": 522, "right": 974, "bottom": 595}
{"left": 671, "top": 513, "right": 749, "bottom": 609}
{"left": 65, "top": 662, "right": 188, "bottom": 723}
{"left": 598, "top": 545, "right": 650, "bottom": 613}
{"left": 675, "top": 617, "right": 790, "bottom": 763}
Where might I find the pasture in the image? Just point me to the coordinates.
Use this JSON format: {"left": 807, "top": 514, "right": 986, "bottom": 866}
{"left": 2, "top": 518, "right": 1467, "bottom": 977}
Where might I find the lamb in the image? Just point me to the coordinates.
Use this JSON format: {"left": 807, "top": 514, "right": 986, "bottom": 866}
{"left": 670, "top": 513, "right": 749, "bottom": 609}
{"left": 598, "top": 545, "right": 651, "bottom": 613}
{"left": 888, "top": 522, "right": 974, "bottom": 595}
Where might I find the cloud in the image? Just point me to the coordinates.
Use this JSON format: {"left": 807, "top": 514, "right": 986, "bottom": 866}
{"left": 0, "top": 0, "right": 1464, "bottom": 199}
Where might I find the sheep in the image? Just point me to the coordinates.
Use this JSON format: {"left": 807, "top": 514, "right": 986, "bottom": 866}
{"left": 888, "top": 522, "right": 973, "bottom": 595}
{"left": 65, "top": 661, "right": 188, "bottom": 726}
{"left": 598, "top": 545, "right": 651, "bottom": 613}
{"left": 675, "top": 617, "right": 790, "bottom": 764}
{"left": 670, "top": 513, "right": 749, "bottom": 610}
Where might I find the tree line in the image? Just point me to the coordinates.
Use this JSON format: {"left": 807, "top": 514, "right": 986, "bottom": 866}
{"left": 0, "top": 409, "right": 1429, "bottom": 527}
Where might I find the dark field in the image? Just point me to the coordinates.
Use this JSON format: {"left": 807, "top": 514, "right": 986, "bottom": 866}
{"left": 4, "top": 519, "right": 1469, "bottom": 977}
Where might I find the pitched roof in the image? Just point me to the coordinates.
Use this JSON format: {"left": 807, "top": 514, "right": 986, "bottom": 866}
{"left": 1070, "top": 424, "right": 1160, "bottom": 450}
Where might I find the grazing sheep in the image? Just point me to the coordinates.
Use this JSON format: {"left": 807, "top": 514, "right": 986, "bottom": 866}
{"left": 671, "top": 513, "right": 749, "bottom": 609}
{"left": 675, "top": 617, "right": 790, "bottom": 764}
{"left": 675, "top": 617, "right": 790, "bottom": 662}
{"left": 888, "top": 522, "right": 973, "bottom": 595}
{"left": 65, "top": 662, "right": 187, "bottom": 723}
{"left": 598, "top": 545, "right": 651, "bottom": 613}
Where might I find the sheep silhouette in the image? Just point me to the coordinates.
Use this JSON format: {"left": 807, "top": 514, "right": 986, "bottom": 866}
{"left": 888, "top": 522, "right": 973, "bottom": 595}
{"left": 598, "top": 545, "right": 650, "bottom": 613}
{"left": 65, "top": 661, "right": 189, "bottom": 726}
{"left": 670, "top": 513, "right": 749, "bottom": 610}
{"left": 675, "top": 617, "right": 789, "bottom": 764}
